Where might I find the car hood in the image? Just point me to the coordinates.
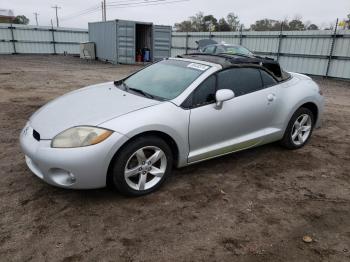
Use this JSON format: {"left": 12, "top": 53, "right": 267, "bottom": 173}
{"left": 30, "top": 82, "right": 161, "bottom": 139}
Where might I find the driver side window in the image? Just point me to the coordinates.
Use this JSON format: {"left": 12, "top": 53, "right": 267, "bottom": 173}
{"left": 193, "top": 75, "right": 216, "bottom": 107}
{"left": 217, "top": 68, "right": 263, "bottom": 97}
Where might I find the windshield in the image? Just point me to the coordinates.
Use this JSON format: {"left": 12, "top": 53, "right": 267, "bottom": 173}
{"left": 224, "top": 45, "right": 252, "bottom": 56}
{"left": 123, "top": 59, "right": 209, "bottom": 100}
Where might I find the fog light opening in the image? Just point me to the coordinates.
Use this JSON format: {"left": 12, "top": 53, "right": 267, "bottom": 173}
{"left": 49, "top": 168, "right": 77, "bottom": 187}
{"left": 68, "top": 173, "right": 76, "bottom": 183}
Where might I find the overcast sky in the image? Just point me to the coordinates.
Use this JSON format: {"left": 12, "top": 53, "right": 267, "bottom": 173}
{"left": 2, "top": 0, "right": 350, "bottom": 29}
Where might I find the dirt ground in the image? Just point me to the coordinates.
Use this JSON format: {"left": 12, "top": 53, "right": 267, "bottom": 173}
{"left": 0, "top": 55, "right": 349, "bottom": 262}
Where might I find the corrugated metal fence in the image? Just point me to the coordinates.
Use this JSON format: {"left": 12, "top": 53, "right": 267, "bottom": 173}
{"left": 0, "top": 24, "right": 88, "bottom": 55}
{"left": 171, "top": 30, "right": 350, "bottom": 79}
{"left": 1, "top": 24, "right": 349, "bottom": 79}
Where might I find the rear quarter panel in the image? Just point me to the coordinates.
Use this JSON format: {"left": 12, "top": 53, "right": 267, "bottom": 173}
{"left": 275, "top": 73, "right": 324, "bottom": 134}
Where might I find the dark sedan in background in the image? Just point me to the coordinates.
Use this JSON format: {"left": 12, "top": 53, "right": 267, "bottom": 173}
{"left": 196, "top": 39, "right": 254, "bottom": 57}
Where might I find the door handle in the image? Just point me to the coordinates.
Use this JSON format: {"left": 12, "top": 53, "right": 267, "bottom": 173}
{"left": 267, "top": 94, "right": 275, "bottom": 102}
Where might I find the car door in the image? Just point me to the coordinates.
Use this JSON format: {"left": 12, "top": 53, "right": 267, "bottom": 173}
{"left": 188, "top": 67, "right": 278, "bottom": 163}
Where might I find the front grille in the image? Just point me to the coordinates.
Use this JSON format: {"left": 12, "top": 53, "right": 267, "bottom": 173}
{"left": 33, "top": 129, "right": 40, "bottom": 141}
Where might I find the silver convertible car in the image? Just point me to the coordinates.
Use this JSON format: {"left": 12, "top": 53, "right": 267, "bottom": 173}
{"left": 20, "top": 54, "right": 324, "bottom": 196}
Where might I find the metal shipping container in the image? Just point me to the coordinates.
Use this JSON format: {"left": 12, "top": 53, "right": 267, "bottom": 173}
{"left": 88, "top": 19, "right": 172, "bottom": 64}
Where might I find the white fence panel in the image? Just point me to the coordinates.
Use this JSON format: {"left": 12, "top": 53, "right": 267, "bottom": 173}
{"left": 211, "top": 31, "right": 240, "bottom": 45}
{"left": 54, "top": 30, "right": 88, "bottom": 43}
{"left": 0, "top": 24, "right": 88, "bottom": 55}
{"left": 55, "top": 43, "right": 80, "bottom": 54}
{"left": 333, "top": 30, "right": 350, "bottom": 57}
{"left": 15, "top": 42, "right": 53, "bottom": 53}
{"left": 13, "top": 28, "right": 52, "bottom": 42}
{"left": 0, "top": 27, "right": 12, "bottom": 40}
{"left": 1, "top": 24, "right": 349, "bottom": 79}
{"left": 279, "top": 56, "right": 328, "bottom": 76}
{"left": 243, "top": 31, "right": 280, "bottom": 54}
{"left": 328, "top": 60, "right": 350, "bottom": 79}
{"left": 171, "top": 30, "right": 350, "bottom": 79}
{"left": 0, "top": 42, "right": 13, "bottom": 54}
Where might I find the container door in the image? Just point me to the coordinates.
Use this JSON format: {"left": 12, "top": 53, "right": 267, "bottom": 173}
{"left": 152, "top": 25, "right": 172, "bottom": 61}
{"left": 117, "top": 21, "right": 135, "bottom": 64}
{"left": 88, "top": 21, "right": 116, "bottom": 62}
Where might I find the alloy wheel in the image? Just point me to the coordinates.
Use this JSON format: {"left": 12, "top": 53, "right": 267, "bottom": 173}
{"left": 124, "top": 146, "right": 167, "bottom": 191}
{"left": 291, "top": 114, "right": 312, "bottom": 146}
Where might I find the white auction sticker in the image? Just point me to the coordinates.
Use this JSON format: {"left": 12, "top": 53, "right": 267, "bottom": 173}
{"left": 187, "top": 63, "right": 209, "bottom": 71}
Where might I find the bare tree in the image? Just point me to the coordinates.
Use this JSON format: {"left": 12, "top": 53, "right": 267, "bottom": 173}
{"left": 226, "top": 12, "right": 240, "bottom": 31}
{"left": 189, "top": 12, "right": 205, "bottom": 31}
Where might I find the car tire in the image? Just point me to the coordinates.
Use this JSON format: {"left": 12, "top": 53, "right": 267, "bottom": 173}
{"left": 110, "top": 136, "right": 173, "bottom": 196}
{"left": 280, "top": 107, "right": 315, "bottom": 150}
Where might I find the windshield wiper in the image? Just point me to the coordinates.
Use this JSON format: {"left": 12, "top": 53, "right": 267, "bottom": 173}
{"left": 128, "top": 87, "right": 155, "bottom": 99}
{"left": 114, "top": 81, "right": 165, "bottom": 101}
{"left": 113, "top": 80, "right": 127, "bottom": 90}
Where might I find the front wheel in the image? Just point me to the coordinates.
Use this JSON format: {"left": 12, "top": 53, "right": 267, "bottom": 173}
{"left": 280, "top": 107, "right": 314, "bottom": 149}
{"left": 110, "top": 136, "right": 173, "bottom": 196}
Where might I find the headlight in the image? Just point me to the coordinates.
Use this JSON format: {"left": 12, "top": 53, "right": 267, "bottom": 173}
{"left": 51, "top": 126, "right": 113, "bottom": 148}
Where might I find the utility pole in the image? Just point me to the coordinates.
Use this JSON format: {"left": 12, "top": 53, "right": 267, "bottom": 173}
{"left": 101, "top": 1, "right": 104, "bottom": 21}
{"left": 51, "top": 5, "right": 61, "bottom": 27}
{"left": 33, "top": 12, "right": 39, "bottom": 26}
{"left": 103, "top": 0, "right": 106, "bottom": 21}
{"left": 326, "top": 18, "right": 339, "bottom": 77}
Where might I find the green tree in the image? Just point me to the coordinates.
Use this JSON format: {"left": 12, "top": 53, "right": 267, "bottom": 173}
{"left": 307, "top": 24, "right": 319, "bottom": 30}
{"left": 174, "top": 20, "right": 193, "bottom": 32}
{"left": 174, "top": 12, "right": 242, "bottom": 32}
{"left": 250, "top": 19, "right": 281, "bottom": 31}
{"left": 174, "top": 12, "right": 206, "bottom": 32}
{"left": 217, "top": 18, "right": 231, "bottom": 31}
{"left": 226, "top": 12, "right": 240, "bottom": 31}
{"left": 13, "top": 15, "right": 29, "bottom": 25}
{"left": 273, "top": 20, "right": 287, "bottom": 31}
{"left": 288, "top": 19, "right": 305, "bottom": 30}
{"left": 203, "top": 15, "right": 218, "bottom": 31}
{"left": 250, "top": 18, "right": 312, "bottom": 31}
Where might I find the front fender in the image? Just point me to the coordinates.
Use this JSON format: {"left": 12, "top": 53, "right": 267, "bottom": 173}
{"left": 99, "top": 102, "right": 190, "bottom": 167}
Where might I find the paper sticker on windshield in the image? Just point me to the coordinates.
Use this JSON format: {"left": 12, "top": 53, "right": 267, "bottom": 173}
{"left": 187, "top": 63, "right": 209, "bottom": 71}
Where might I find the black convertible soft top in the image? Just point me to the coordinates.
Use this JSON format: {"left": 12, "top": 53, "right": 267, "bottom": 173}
{"left": 177, "top": 53, "right": 291, "bottom": 82}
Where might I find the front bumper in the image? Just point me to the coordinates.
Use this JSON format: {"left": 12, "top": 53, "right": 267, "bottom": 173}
{"left": 19, "top": 123, "right": 128, "bottom": 189}
{"left": 315, "top": 94, "right": 325, "bottom": 129}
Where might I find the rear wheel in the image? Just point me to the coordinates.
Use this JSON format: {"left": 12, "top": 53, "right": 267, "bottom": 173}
{"left": 110, "top": 136, "right": 173, "bottom": 196}
{"left": 280, "top": 107, "right": 314, "bottom": 149}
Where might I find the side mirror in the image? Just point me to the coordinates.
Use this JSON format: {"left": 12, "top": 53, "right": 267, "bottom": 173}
{"left": 215, "top": 89, "right": 235, "bottom": 109}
